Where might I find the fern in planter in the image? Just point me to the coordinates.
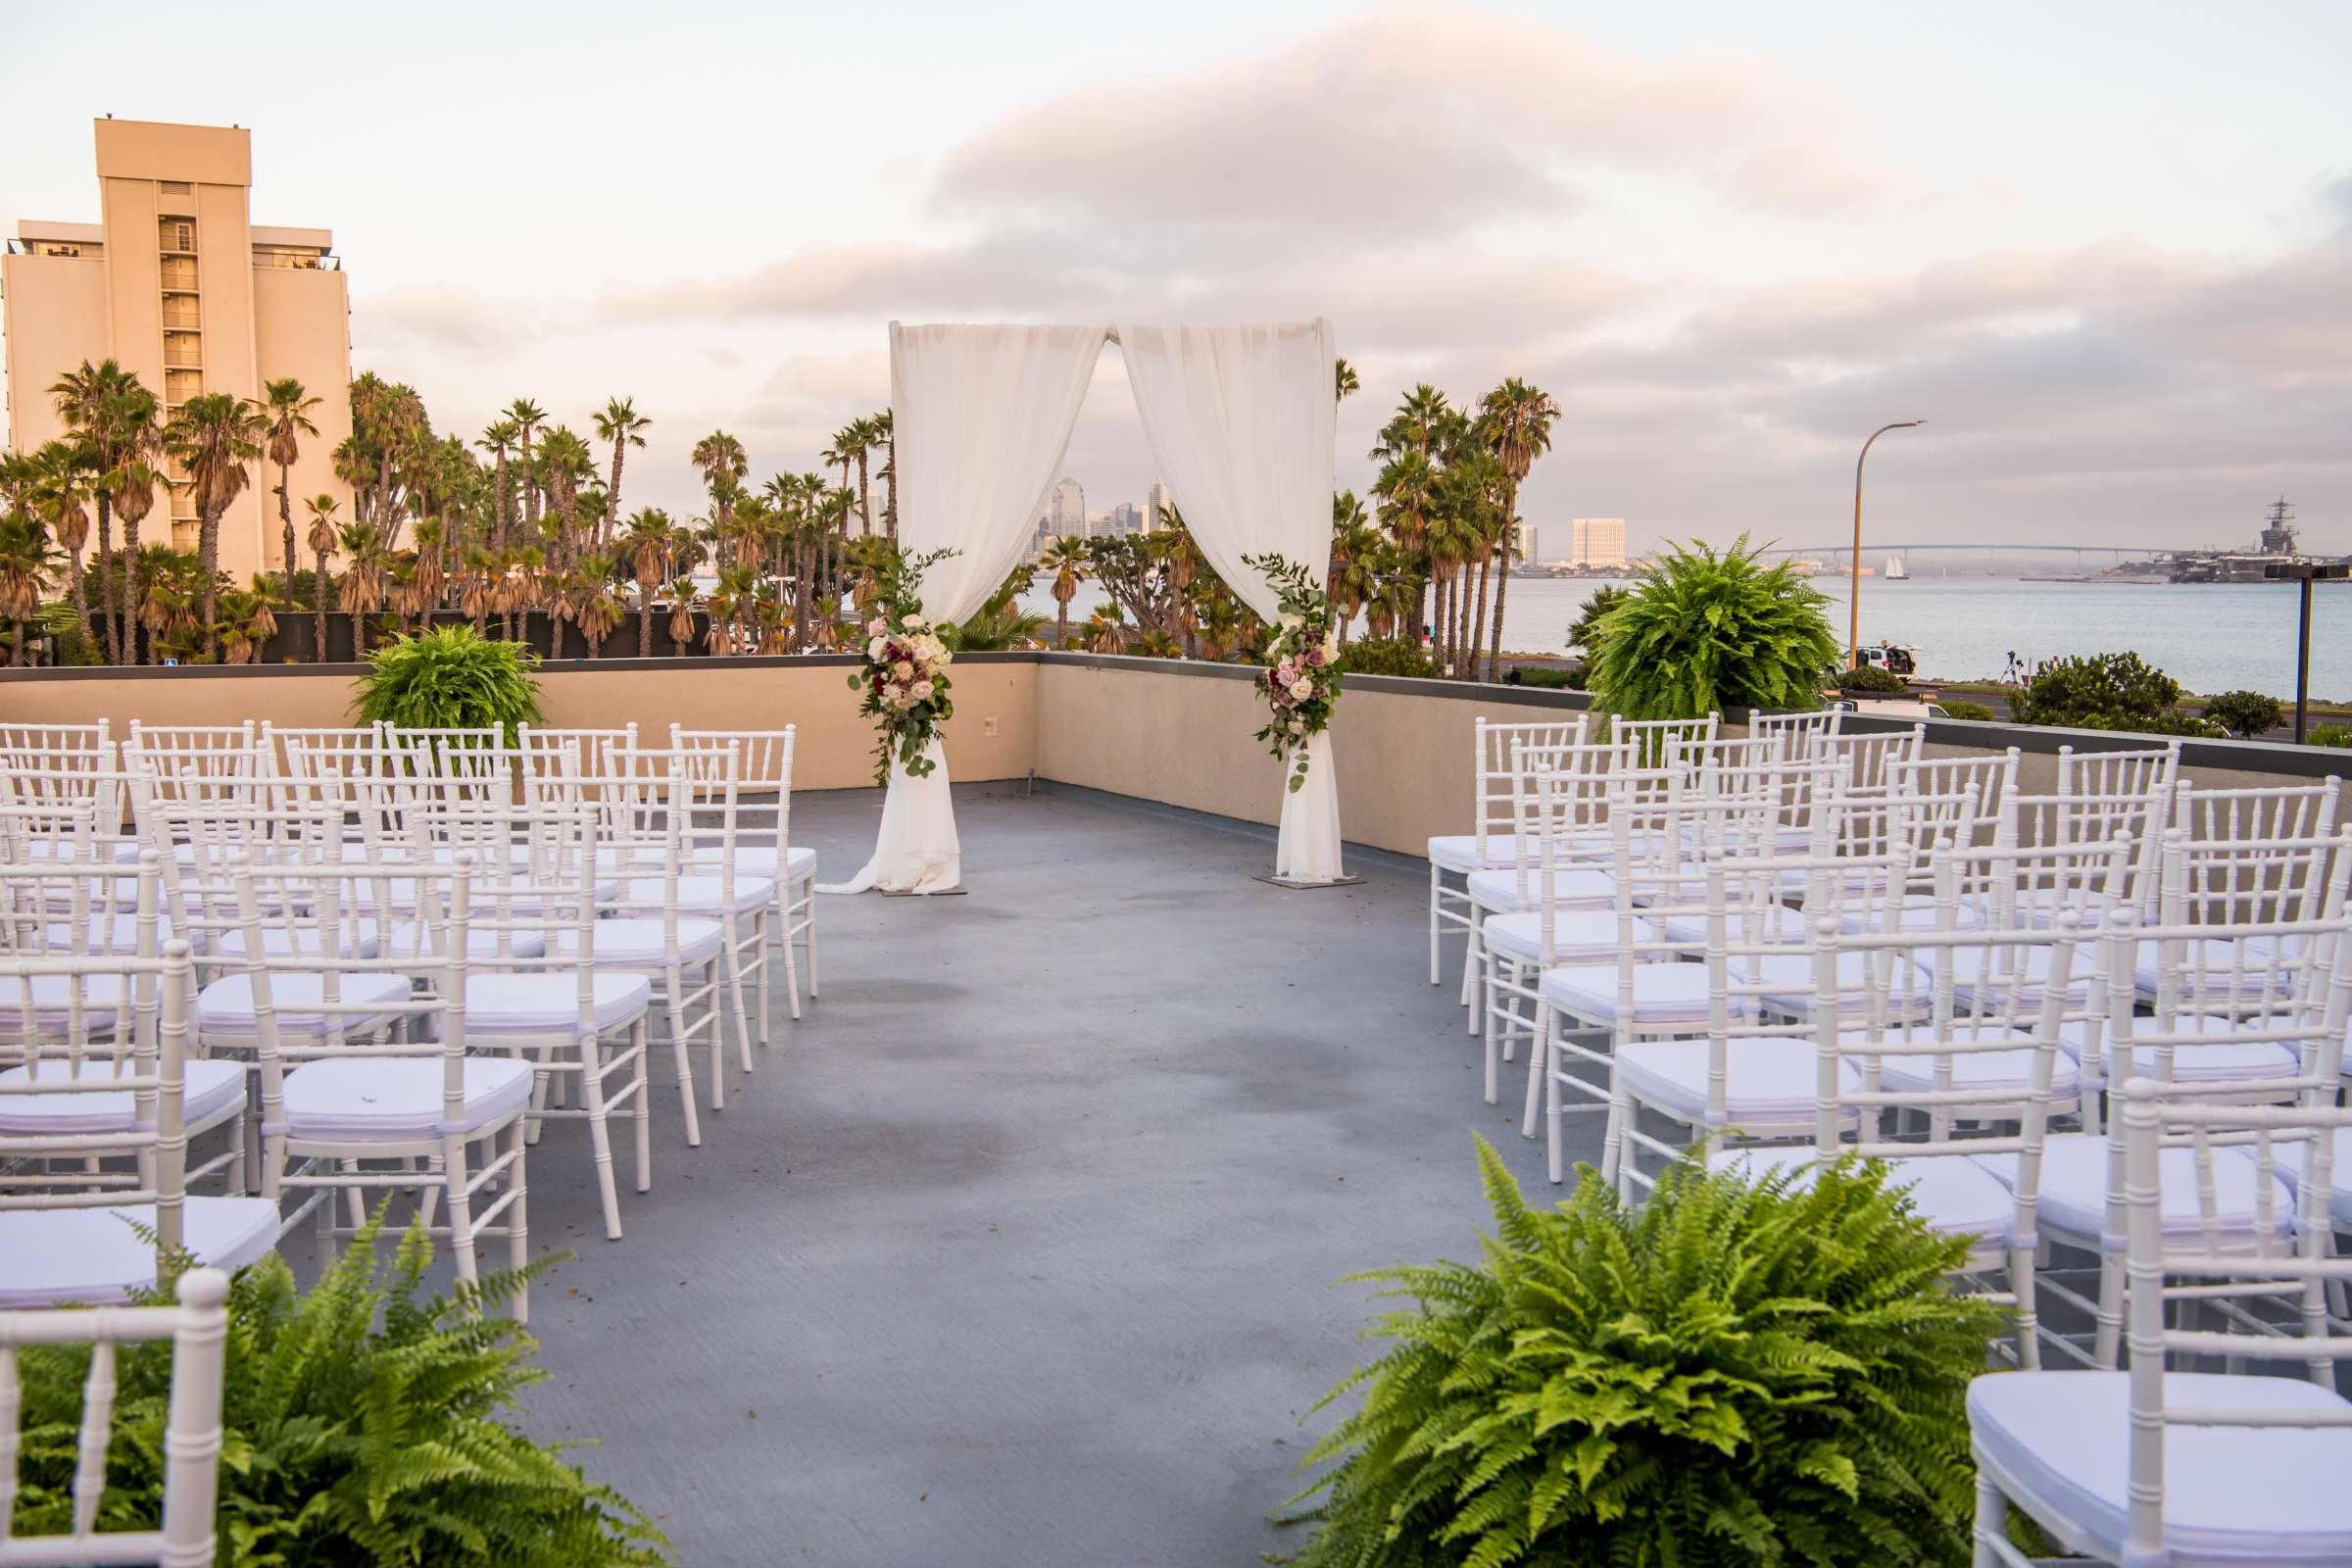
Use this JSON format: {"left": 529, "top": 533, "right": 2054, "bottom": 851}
{"left": 9, "top": 1211, "right": 669, "bottom": 1565}
{"left": 1586, "top": 538, "right": 1839, "bottom": 721}
{"left": 1276, "top": 1140, "right": 2003, "bottom": 1567}
{"left": 352, "top": 622, "right": 544, "bottom": 742}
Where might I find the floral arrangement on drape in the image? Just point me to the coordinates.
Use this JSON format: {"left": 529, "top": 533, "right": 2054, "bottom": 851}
{"left": 849, "top": 548, "right": 956, "bottom": 785}
{"left": 1245, "top": 552, "right": 1342, "bottom": 793}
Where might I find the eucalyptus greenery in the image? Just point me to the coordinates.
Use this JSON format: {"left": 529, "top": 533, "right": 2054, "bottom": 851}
{"left": 350, "top": 622, "right": 544, "bottom": 742}
{"left": 1586, "top": 538, "right": 1840, "bottom": 722}
{"left": 9, "top": 1211, "right": 668, "bottom": 1566}
{"left": 1277, "top": 1141, "right": 2004, "bottom": 1568}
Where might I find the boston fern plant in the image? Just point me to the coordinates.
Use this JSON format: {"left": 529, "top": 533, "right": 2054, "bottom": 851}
{"left": 351, "top": 622, "right": 545, "bottom": 742}
{"left": 1586, "top": 537, "right": 1840, "bottom": 721}
{"left": 9, "top": 1212, "right": 669, "bottom": 1566}
{"left": 1277, "top": 1140, "right": 2003, "bottom": 1568}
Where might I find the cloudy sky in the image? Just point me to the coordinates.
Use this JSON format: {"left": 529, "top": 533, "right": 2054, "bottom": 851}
{"left": 10, "top": 1, "right": 2348, "bottom": 553}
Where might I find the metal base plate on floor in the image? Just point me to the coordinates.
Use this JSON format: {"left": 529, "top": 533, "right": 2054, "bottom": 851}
{"left": 880, "top": 885, "right": 970, "bottom": 897}
{"left": 1253, "top": 873, "right": 1367, "bottom": 891}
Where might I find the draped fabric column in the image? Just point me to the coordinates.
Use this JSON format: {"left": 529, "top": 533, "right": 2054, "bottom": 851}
{"left": 821, "top": 322, "right": 1107, "bottom": 894}
{"left": 1117, "top": 318, "right": 1344, "bottom": 882}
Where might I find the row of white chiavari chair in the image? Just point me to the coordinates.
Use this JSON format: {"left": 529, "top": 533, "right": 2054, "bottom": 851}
{"left": 1428, "top": 711, "right": 2352, "bottom": 1557}
{"left": 0, "top": 720, "right": 820, "bottom": 1332}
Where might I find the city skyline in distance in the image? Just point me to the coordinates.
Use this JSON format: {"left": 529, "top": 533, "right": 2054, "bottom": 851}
{"left": 5, "top": 3, "right": 2346, "bottom": 556}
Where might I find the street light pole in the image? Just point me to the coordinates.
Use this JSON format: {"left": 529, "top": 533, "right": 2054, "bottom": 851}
{"left": 1849, "top": 420, "right": 1925, "bottom": 670}
{"left": 2266, "top": 561, "right": 2351, "bottom": 742}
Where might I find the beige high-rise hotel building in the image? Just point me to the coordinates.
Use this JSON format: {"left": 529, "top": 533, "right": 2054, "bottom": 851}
{"left": 3, "top": 119, "right": 353, "bottom": 578}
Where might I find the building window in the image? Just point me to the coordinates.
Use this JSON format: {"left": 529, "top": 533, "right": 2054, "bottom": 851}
{"left": 165, "top": 368, "right": 203, "bottom": 404}
{"left": 39, "top": 244, "right": 82, "bottom": 258}
{"left": 158, "top": 180, "right": 192, "bottom": 195}
{"left": 159, "top": 219, "right": 196, "bottom": 253}
{"left": 163, "top": 332, "right": 203, "bottom": 368}
{"left": 160, "top": 258, "right": 197, "bottom": 289}
{"left": 162, "top": 297, "right": 200, "bottom": 328}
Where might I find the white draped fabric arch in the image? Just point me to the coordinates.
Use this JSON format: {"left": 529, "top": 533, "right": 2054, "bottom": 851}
{"left": 822, "top": 318, "right": 1343, "bottom": 895}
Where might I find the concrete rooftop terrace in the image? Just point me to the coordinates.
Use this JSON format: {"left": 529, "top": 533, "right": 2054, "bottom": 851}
{"left": 457, "top": 779, "right": 1575, "bottom": 1567}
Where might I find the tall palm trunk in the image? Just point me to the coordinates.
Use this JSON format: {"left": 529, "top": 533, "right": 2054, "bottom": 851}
{"left": 121, "top": 516, "right": 143, "bottom": 665}
{"left": 276, "top": 466, "right": 297, "bottom": 612}
{"left": 855, "top": 452, "right": 871, "bottom": 536}
{"left": 65, "top": 550, "right": 89, "bottom": 655}
{"left": 1455, "top": 568, "right": 1475, "bottom": 680}
{"left": 93, "top": 496, "right": 118, "bottom": 662}
{"left": 197, "top": 513, "right": 221, "bottom": 662}
{"left": 314, "top": 544, "right": 331, "bottom": 660}
{"left": 1469, "top": 555, "right": 1493, "bottom": 683}
{"left": 883, "top": 449, "right": 897, "bottom": 542}
{"left": 1486, "top": 489, "right": 1518, "bottom": 682}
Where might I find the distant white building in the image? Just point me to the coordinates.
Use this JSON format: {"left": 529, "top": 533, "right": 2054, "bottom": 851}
{"left": 1110, "top": 502, "right": 1144, "bottom": 536}
{"left": 1145, "top": 478, "right": 1171, "bottom": 530}
{"left": 1512, "top": 521, "right": 1539, "bottom": 564}
{"left": 1570, "top": 517, "right": 1628, "bottom": 568}
{"left": 1050, "top": 477, "right": 1086, "bottom": 539}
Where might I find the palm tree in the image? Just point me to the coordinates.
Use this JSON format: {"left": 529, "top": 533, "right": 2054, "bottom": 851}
{"left": 1084, "top": 603, "right": 1127, "bottom": 654}
{"left": 28, "top": 442, "right": 93, "bottom": 649}
{"left": 833, "top": 418, "right": 876, "bottom": 537}
{"left": 592, "top": 397, "right": 651, "bottom": 556}
{"left": 337, "top": 522, "right": 386, "bottom": 657}
{"left": 1329, "top": 494, "right": 1382, "bottom": 648}
{"left": 1442, "top": 451, "right": 1505, "bottom": 680}
{"left": 216, "top": 578, "right": 278, "bottom": 664}
{"left": 108, "top": 419, "right": 163, "bottom": 664}
{"left": 871, "top": 409, "right": 896, "bottom": 540}
{"left": 0, "top": 511, "right": 54, "bottom": 665}
{"left": 478, "top": 418, "right": 519, "bottom": 553}
{"left": 162, "top": 392, "right": 267, "bottom": 660}
{"left": 1476, "top": 377, "right": 1561, "bottom": 681}
{"left": 49, "top": 359, "right": 159, "bottom": 662}
{"left": 1041, "top": 534, "right": 1091, "bottom": 648}
{"left": 1335, "top": 357, "right": 1360, "bottom": 404}
{"left": 260, "top": 378, "right": 320, "bottom": 612}
{"left": 506, "top": 399, "right": 548, "bottom": 543}
{"left": 620, "top": 507, "right": 673, "bottom": 657}
{"left": 303, "top": 494, "right": 340, "bottom": 659}
{"left": 666, "top": 577, "right": 700, "bottom": 650}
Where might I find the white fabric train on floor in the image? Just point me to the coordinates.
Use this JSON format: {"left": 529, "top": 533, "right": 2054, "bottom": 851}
{"left": 823, "top": 318, "right": 1344, "bottom": 895}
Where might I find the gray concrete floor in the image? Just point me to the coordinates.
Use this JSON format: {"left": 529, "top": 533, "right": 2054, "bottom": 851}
{"left": 481, "top": 780, "right": 1585, "bottom": 1567}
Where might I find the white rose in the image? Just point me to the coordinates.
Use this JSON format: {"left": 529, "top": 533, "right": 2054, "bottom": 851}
{"left": 912, "top": 679, "right": 934, "bottom": 700}
{"left": 866, "top": 617, "right": 886, "bottom": 636}
{"left": 1288, "top": 718, "right": 1304, "bottom": 735}
{"left": 1320, "top": 634, "right": 1339, "bottom": 660}
{"left": 1290, "top": 678, "right": 1314, "bottom": 701}
{"left": 904, "top": 612, "right": 926, "bottom": 630}
{"left": 1279, "top": 612, "right": 1303, "bottom": 630}
{"left": 894, "top": 659, "right": 915, "bottom": 681}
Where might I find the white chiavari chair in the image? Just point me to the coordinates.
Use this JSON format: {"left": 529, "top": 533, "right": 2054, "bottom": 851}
{"left": 1427, "top": 715, "right": 1591, "bottom": 991}
{"left": 517, "top": 722, "right": 637, "bottom": 781}
{"left": 2056, "top": 737, "right": 2183, "bottom": 804}
{"left": 1812, "top": 720, "right": 1925, "bottom": 799}
{"left": 1968, "top": 1033, "right": 2352, "bottom": 1567}
{"left": 1603, "top": 711, "right": 1720, "bottom": 766}
{"left": 1744, "top": 708, "right": 1840, "bottom": 750}
{"left": 0, "top": 1265, "right": 230, "bottom": 1567}
{"left": 672, "top": 725, "right": 817, "bottom": 1024}
{"left": 0, "top": 857, "right": 247, "bottom": 1198}
{"left": 529, "top": 752, "right": 720, "bottom": 1145}
{"left": 1888, "top": 745, "right": 2020, "bottom": 837}
{"left": 442, "top": 794, "right": 652, "bottom": 1241}
{"left": 0, "top": 718, "right": 113, "bottom": 758}
{"left": 0, "top": 941, "right": 277, "bottom": 1309}
{"left": 229, "top": 854, "right": 534, "bottom": 1318}
{"left": 1714, "top": 904, "right": 2089, "bottom": 1370}
{"left": 122, "top": 722, "right": 261, "bottom": 807}
{"left": 1596, "top": 840, "right": 1906, "bottom": 1195}
{"left": 618, "top": 743, "right": 769, "bottom": 1087}
{"left": 2022, "top": 891, "right": 2346, "bottom": 1371}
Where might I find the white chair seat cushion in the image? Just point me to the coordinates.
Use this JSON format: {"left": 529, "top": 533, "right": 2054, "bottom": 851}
{"left": 1479, "top": 909, "right": 1636, "bottom": 967}
{"left": 462, "top": 971, "right": 653, "bottom": 1033}
{"left": 623, "top": 875, "right": 777, "bottom": 918}
{"left": 1709, "top": 1145, "right": 2014, "bottom": 1241}
{"left": 2056, "top": 1014, "right": 2303, "bottom": 1080}
{"left": 1871, "top": 1030, "right": 2081, "bottom": 1099}
{"left": 0, "top": 1057, "right": 245, "bottom": 1134}
{"left": 1949, "top": 945, "right": 2093, "bottom": 1009}
{"left": 354, "top": 876, "right": 621, "bottom": 911}
{"left": 373, "top": 926, "right": 549, "bottom": 962}
{"left": 2132, "top": 936, "right": 2299, "bottom": 1003}
{"left": 281, "top": 1055, "right": 535, "bottom": 1140}
{"left": 1466, "top": 867, "right": 1618, "bottom": 914}
{"left": 1727, "top": 951, "right": 1935, "bottom": 1017}
{"left": 1428, "top": 833, "right": 1517, "bottom": 874}
{"left": 1616, "top": 1036, "right": 1858, "bottom": 1126}
{"left": 550, "top": 917, "right": 725, "bottom": 966}
{"left": 196, "top": 972, "right": 416, "bottom": 1037}
{"left": 1659, "top": 906, "right": 1813, "bottom": 948}
{"left": 0, "top": 973, "right": 125, "bottom": 1030}
{"left": 1969, "top": 1370, "right": 2352, "bottom": 1565}
{"left": 212, "top": 926, "right": 381, "bottom": 961}
{"left": 689, "top": 845, "right": 816, "bottom": 884}
{"left": 1977, "top": 1131, "right": 2294, "bottom": 1243}
{"left": 0, "top": 1198, "right": 280, "bottom": 1308}
{"left": 1540, "top": 961, "right": 1732, "bottom": 1025}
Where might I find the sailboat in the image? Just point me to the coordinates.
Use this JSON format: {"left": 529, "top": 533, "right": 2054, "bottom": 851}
{"left": 1885, "top": 556, "right": 1909, "bottom": 580}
